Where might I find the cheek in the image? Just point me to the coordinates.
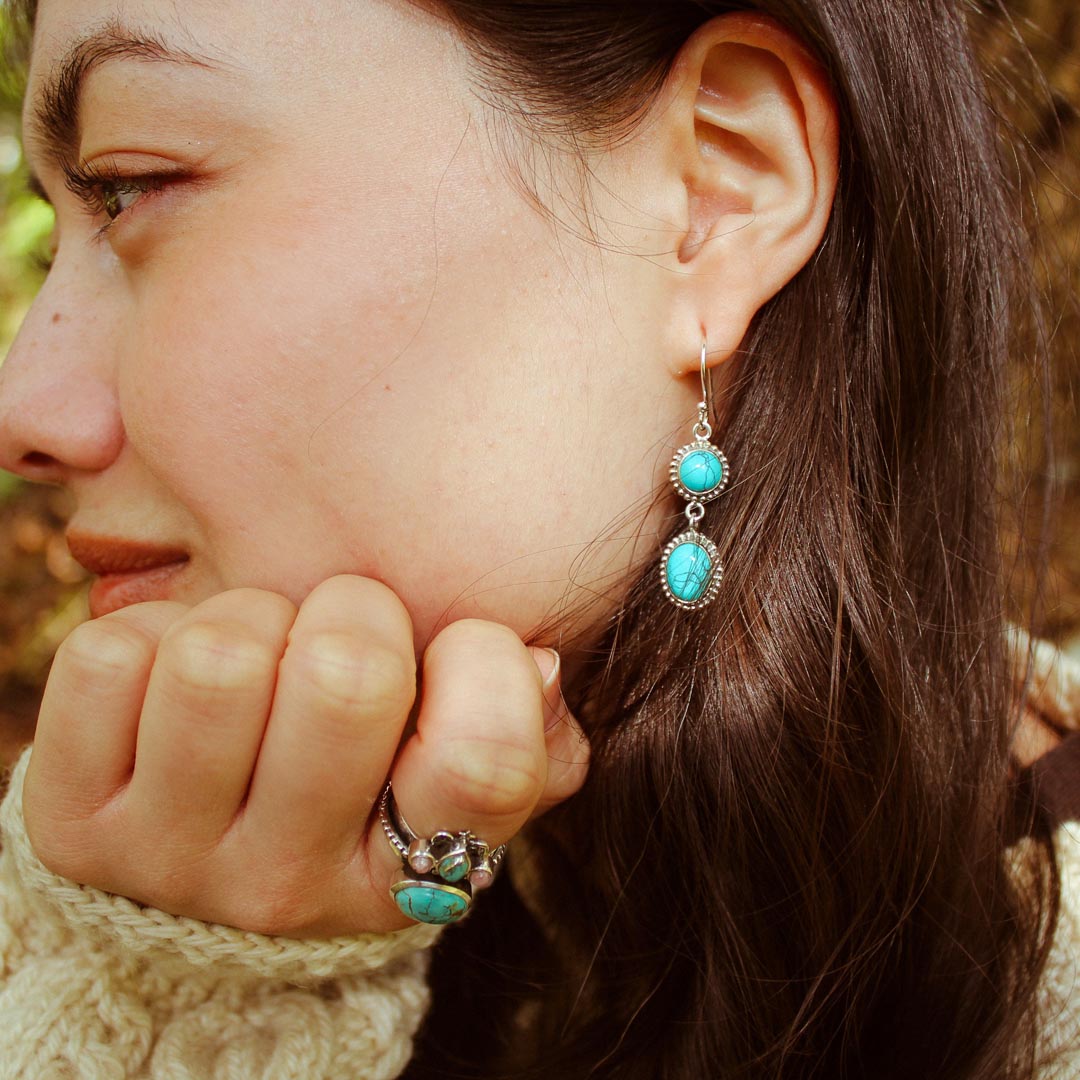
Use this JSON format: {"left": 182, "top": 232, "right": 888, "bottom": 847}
{"left": 118, "top": 179, "right": 430, "bottom": 504}
{"left": 112, "top": 141, "right": 667, "bottom": 647}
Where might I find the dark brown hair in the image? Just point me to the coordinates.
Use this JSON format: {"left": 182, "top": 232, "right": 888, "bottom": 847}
{"left": 6, "top": 1, "right": 1064, "bottom": 1077}
{"left": 392, "top": 2, "right": 1063, "bottom": 1078}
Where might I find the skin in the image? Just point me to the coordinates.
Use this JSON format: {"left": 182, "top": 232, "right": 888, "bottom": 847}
{"left": 0, "top": 0, "right": 840, "bottom": 934}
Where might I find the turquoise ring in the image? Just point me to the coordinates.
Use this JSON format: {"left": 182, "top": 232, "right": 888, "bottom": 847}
{"left": 377, "top": 781, "right": 507, "bottom": 925}
{"left": 389, "top": 874, "right": 472, "bottom": 925}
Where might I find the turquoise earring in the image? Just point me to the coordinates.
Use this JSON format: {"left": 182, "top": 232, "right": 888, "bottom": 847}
{"left": 660, "top": 336, "right": 730, "bottom": 610}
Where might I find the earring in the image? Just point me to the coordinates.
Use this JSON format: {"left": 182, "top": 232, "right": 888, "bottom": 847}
{"left": 660, "top": 335, "right": 730, "bottom": 610}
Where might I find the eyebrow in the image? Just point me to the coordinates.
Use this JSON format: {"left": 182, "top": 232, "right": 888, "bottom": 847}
{"left": 23, "top": 17, "right": 225, "bottom": 202}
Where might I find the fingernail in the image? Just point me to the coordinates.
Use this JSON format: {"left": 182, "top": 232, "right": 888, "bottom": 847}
{"left": 529, "top": 647, "right": 566, "bottom": 732}
{"left": 541, "top": 647, "right": 561, "bottom": 693}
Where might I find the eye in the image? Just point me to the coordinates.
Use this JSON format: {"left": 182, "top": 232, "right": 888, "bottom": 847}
{"left": 101, "top": 180, "right": 147, "bottom": 221}
{"left": 60, "top": 159, "right": 180, "bottom": 234}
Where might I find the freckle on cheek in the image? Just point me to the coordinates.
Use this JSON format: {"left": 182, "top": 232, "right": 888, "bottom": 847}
{"left": 51, "top": 312, "right": 62, "bottom": 324}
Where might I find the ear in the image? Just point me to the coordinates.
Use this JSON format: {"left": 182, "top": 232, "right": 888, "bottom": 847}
{"left": 641, "top": 13, "right": 840, "bottom": 376}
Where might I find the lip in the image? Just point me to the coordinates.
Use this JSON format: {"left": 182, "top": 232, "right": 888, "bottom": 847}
{"left": 66, "top": 531, "right": 190, "bottom": 618}
{"left": 86, "top": 561, "right": 189, "bottom": 618}
{"left": 66, "top": 531, "right": 190, "bottom": 576}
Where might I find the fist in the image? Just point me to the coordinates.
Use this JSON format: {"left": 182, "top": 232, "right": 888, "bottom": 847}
{"left": 21, "top": 575, "right": 589, "bottom": 936}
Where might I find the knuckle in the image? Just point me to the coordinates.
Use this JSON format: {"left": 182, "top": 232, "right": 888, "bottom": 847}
{"left": 307, "top": 575, "right": 413, "bottom": 623}
{"left": 23, "top": 788, "right": 214, "bottom": 908}
{"left": 141, "top": 860, "right": 211, "bottom": 918}
{"left": 432, "top": 618, "right": 522, "bottom": 656}
{"left": 425, "top": 617, "right": 522, "bottom": 665}
{"left": 23, "top": 797, "right": 102, "bottom": 884}
{"left": 159, "top": 620, "right": 278, "bottom": 698}
{"left": 439, "top": 737, "right": 545, "bottom": 818}
{"left": 239, "top": 870, "right": 321, "bottom": 937}
{"left": 289, "top": 633, "right": 415, "bottom": 716}
{"left": 103, "top": 824, "right": 215, "bottom": 915}
{"left": 211, "top": 587, "right": 297, "bottom": 620}
{"left": 29, "top": 841, "right": 98, "bottom": 885}
{"left": 425, "top": 621, "right": 531, "bottom": 692}
{"left": 243, "top": 900, "right": 309, "bottom": 938}
{"left": 56, "top": 619, "right": 154, "bottom": 694}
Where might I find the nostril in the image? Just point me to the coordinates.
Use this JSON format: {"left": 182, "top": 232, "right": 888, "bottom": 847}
{"left": 16, "top": 452, "right": 66, "bottom": 483}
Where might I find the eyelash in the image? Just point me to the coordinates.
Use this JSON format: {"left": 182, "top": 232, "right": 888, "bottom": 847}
{"left": 32, "top": 159, "right": 182, "bottom": 272}
{"left": 63, "top": 158, "right": 177, "bottom": 230}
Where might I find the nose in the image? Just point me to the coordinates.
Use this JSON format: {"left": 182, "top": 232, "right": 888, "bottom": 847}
{"left": 0, "top": 278, "right": 124, "bottom": 487}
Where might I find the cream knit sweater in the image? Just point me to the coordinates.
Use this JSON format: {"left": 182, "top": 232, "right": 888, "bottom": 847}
{"left": 0, "top": 643, "right": 1076, "bottom": 1079}
{"left": 0, "top": 748, "right": 443, "bottom": 1079}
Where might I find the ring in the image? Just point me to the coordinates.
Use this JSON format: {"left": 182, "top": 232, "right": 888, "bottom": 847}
{"left": 377, "top": 780, "right": 507, "bottom": 925}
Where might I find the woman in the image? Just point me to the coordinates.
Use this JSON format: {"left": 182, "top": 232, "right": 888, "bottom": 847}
{"left": 0, "top": 0, "right": 1075, "bottom": 1077}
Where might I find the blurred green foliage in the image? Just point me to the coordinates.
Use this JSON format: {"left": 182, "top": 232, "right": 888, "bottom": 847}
{"left": 0, "top": 3, "right": 51, "bottom": 503}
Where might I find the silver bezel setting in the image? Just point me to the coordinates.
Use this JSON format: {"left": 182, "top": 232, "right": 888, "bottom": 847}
{"left": 390, "top": 874, "right": 473, "bottom": 924}
{"left": 660, "top": 529, "right": 724, "bottom": 611}
{"left": 378, "top": 782, "right": 507, "bottom": 888}
{"left": 670, "top": 441, "right": 730, "bottom": 504}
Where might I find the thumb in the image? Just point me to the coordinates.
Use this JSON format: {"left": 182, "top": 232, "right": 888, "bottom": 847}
{"left": 527, "top": 647, "right": 591, "bottom": 815}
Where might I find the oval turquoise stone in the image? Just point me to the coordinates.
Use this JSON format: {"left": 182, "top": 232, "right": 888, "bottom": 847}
{"left": 665, "top": 542, "right": 713, "bottom": 603}
{"left": 437, "top": 851, "right": 471, "bottom": 883}
{"left": 679, "top": 449, "right": 724, "bottom": 493}
{"left": 391, "top": 881, "right": 470, "bottom": 924}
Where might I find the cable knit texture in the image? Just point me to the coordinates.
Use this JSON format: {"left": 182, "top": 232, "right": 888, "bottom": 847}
{"left": 1020, "top": 636, "right": 1080, "bottom": 1078}
{"left": 0, "top": 747, "right": 443, "bottom": 1079}
{"left": 0, "top": 639, "right": 1076, "bottom": 1077}
{"left": 1037, "top": 820, "right": 1080, "bottom": 1078}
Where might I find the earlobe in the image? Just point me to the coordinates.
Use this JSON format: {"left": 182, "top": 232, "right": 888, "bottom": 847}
{"left": 659, "top": 14, "right": 839, "bottom": 373}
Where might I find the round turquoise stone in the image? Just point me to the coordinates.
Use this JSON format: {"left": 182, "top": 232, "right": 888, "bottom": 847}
{"left": 679, "top": 449, "right": 724, "bottom": 494}
{"left": 665, "top": 541, "right": 713, "bottom": 603}
{"left": 391, "top": 880, "right": 471, "bottom": 924}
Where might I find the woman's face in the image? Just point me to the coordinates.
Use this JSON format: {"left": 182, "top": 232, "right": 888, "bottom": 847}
{"left": 0, "top": 0, "right": 698, "bottom": 659}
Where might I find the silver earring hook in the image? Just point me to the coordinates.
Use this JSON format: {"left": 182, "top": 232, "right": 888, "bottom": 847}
{"left": 695, "top": 334, "right": 713, "bottom": 441}
{"left": 700, "top": 336, "right": 710, "bottom": 415}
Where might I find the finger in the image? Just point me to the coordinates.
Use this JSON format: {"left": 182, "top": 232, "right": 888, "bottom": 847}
{"left": 368, "top": 619, "right": 549, "bottom": 902}
{"left": 529, "top": 647, "right": 590, "bottom": 817}
{"left": 240, "top": 575, "right": 417, "bottom": 855}
{"left": 27, "top": 602, "right": 190, "bottom": 816}
{"left": 127, "top": 589, "right": 298, "bottom": 840}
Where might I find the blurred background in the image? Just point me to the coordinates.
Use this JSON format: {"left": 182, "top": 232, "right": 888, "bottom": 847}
{"left": 0, "top": 2, "right": 1077, "bottom": 766}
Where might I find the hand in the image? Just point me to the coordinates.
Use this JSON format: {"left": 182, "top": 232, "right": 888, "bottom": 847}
{"left": 21, "top": 575, "right": 589, "bottom": 936}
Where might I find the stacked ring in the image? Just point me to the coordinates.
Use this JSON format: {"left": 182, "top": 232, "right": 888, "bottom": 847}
{"left": 378, "top": 781, "right": 508, "bottom": 925}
